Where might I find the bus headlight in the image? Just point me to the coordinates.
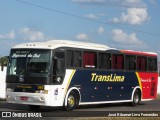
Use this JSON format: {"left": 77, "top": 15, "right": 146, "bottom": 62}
{"left": 6, "top": 88, "right": 14, "bottom": 92}
{"left": 39, "top": 97, "right": 45, "bottom": 101}
{"left": 56, "top": 77, "right": 61, "bottom": 82}
{"left": 35, "top": 90, "right": 48, "bottom": 94}
{"left": 6, "top": 95, "right": 11, "bottom": 99}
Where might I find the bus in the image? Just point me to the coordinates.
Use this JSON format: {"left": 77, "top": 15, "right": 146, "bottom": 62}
{"left": 6, "top": 40, "right": 158, "bottom": 111}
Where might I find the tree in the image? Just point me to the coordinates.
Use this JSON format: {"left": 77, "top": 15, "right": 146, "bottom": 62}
{"left": 0, "top": 56, "right": 8, "bottom": 66}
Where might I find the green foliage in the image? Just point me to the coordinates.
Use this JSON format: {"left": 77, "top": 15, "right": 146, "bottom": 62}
{"left": 0, "top": 56, "right": 8, "bottom": 66}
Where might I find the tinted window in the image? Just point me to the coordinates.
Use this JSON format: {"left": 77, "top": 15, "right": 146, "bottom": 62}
{"left": 99, "top": 53, "right": 111, "bottom": 69}
{"left": 8, "top": 49, "right": 50, "bottom": 76}
{"left": 66, "top": 50, "right": 81, "bottom": 67}
{"left": 148, "top": 57, "right": 157, "bottom": 71}
{"left": 137, "top": 56, "right": 147, "bottom": 71}
{"left": 83, "top": 52, "right": 97, "bottom": 68}
{"left": 53, "top": 52, "right": 65, "bottom": 75}
{"left": 112, "top": 54, "right": 124, "bottom": 70}
{"left": 125, "top": 55, "right": 136, "bottom": 70}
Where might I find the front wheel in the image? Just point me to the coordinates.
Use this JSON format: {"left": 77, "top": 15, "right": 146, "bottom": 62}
{"left": 132, "top": 90, "right": 141, "bottom": 106}
{"left": 63, "top": 91, "right": 78, "bottom": 111}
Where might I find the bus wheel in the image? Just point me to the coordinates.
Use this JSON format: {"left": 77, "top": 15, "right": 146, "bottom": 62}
{"left": 29, "top": 105, "right": 40, "bottom": 111}
{"left": 132, "top": 90, "right": 140, "bottom": 106}
{"left": 64, "top": 91, "right": 78, "bottom": 111}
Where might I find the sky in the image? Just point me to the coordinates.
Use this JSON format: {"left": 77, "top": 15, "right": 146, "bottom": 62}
{"left": 0, "top": 0, "right": 160, "bottom": 57}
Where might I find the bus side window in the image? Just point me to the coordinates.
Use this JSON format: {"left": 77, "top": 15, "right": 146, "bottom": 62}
{"left": 99, "top": 53, "right": 111, "bottom": 69}
{"left": 66, "top": 50, "right": 73, "bottom": 67}
{"left": 137, "top": 56, "right": 147, "bottom": 71}
{"left": 53, "top": 52, "right": 65, "bottom": 75}
{"left": 125, "top": 55, "right": 136, "bottom": 70}
{"left": 112, "top": 54, "right": 124, "bottom": 70}
{"left": 53, "top": 52, "right": 65, "bottom": 84}
{"left": 74, "top": 51, "right": 82, "bottom": 67}
{"left": 148, "top": 57, "right": 157, "bottom": 71}
{"left": 83, "top": 52, "right": 97, "bottom": 68}
{"left": 66, "top": 50, "right": 81, "bottom": 68}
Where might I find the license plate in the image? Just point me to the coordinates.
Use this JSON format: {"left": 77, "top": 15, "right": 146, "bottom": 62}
{"left": 20, "top": 96, "right": 28, "bottom": 101}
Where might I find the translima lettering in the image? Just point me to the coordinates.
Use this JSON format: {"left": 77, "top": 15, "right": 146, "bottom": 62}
{"left": 91, "top": 73, "right": 125, "bottom": 82}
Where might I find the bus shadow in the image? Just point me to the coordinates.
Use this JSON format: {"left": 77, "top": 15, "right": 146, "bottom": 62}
{"left": 0, "top": 102, "right": 60, "bottom": 112}
{"left": 28, "top": 102, "right": 146, "bottom": 112}
{"left": 76, "top": 102, "right": 146, "bottom": 110}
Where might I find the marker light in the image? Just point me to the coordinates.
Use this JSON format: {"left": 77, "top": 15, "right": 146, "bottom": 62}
{"left": 6, "top": 88, "right": 14, "bottom": 92}
{"left": 54, "top": 88, "right": 58, "bottom": 95}
{"left": 35, "top": 90, "right": 48, "bottom": 94}
{"left": 39, "top": 97, "right": 45, "bottom": 101}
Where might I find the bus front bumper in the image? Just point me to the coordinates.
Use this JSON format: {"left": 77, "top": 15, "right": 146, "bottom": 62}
{"left": 6, "top": 92, "right": 51, "bottom": 106}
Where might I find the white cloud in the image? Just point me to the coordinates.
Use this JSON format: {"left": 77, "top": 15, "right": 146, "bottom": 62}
{"left": 76, "top": 33, "right": 88, "bottom": 41}
{"left": 112, "top": 8, "right": 149, "bottom": 25}
{"left": 97, "top": 26, "right": 105, "bottom": 34}
{"left": 149, "top": 0, "right": 157, "bottom": 4}
{"left": 72, "top": 0, "right": 104, "bottom": 3}
{"left": 84, "top": 13, "right": 105, "bottom": 20}
{"left": 0, "top": 31, "right": 15, "bottom": 40}
{"left": 19, "top": 28, "right": 44, "bottom": 41}
{"left": 91, "top": 26, "right": 105, "bottom": 35}
{"left": 120, "top": 0, "right": 146, "bottom": 8}
{"left": 112, "top": 29, "right": 143, "bottom": 45}
{"left": 72, "top": 0, "right": 146, "bottom": 8}
{"left": 84, "top": 14, "right": 99, "bottom": 20}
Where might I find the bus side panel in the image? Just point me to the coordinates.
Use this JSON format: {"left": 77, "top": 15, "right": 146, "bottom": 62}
{"left": 68, "top": 70, "right": 140, "bottom": 102}
{"left": 137, "top": 72, "right": 158, "bottom": 100}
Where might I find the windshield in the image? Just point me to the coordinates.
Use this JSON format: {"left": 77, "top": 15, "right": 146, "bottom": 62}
{"left": 8, "top": 49, "right": 51, "bottom": 77}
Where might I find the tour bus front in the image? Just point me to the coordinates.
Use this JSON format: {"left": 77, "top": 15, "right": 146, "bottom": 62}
{"left": 6, "top": 49, "right": 64, "bottom": 108}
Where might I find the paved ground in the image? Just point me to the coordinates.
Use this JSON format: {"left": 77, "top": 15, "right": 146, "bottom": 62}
{"left": 0, "top": 99, "right": 159, "bottom": 118}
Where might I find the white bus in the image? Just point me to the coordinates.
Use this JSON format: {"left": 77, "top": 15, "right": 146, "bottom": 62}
{"left": 6, "top": 40, "right": 158, "bottom": 110}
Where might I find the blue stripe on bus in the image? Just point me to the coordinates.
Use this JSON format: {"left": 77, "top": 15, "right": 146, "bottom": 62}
{"left": 68, "top": 70, "right": 139, "bottom": 102}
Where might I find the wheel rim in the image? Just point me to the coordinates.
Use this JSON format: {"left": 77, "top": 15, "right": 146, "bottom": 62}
{"left": 67, "top": 95, "right": 75, "bottom": 108}
{"left": 134, "top": 93, "right": 139, "bottom": 104}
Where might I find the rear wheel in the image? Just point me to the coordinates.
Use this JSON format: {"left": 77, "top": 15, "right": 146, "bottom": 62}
{"left": 63, "top": 91, "right": 78, "bottom": 111}
{"left": 132, "top": 90, "right": 140, "bottom": 106}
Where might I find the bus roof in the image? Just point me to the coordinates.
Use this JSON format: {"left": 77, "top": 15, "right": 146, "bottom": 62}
{"left": 12, "top": 40, "right": 157, "bottom": 56}
{"left": 12, "top": 40, "right": 113, "bottom": 51}
{"left": 121, "top": 50, "right": 157, "bottom": 57}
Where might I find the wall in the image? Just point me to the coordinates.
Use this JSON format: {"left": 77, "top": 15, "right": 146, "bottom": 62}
{"left": 0, "top": 66, "right": 7, "bottom": 99}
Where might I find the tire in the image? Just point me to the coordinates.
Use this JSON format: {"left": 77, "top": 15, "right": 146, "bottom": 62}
{"left": 29, "top": 105, "right": 40, "bottom": 111}
{"left": 63, "top": 91, "right": 78, "bottom": 111}
{"left": 132, "top": 90, "right": 140, "bottom": 106}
